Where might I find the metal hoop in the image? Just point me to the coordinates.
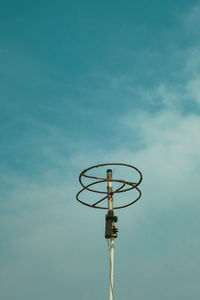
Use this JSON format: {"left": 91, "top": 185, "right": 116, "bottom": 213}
{"left": 76, "top": 163, "right": 142, "bottom": 209}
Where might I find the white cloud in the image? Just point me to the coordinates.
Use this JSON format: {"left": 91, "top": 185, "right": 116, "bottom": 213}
{"left": 186, "top": 76, "right": 200, "bottom": 103}
{"left": 107, "top": 109, "right": 200, "bottom": 205}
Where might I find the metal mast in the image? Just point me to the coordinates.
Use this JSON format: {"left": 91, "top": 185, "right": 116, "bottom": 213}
{"left": 106, "top": 169, "right": 117, "bottom": 300}
{"left": 76, "top": 163, "right": 143, "bottom": 300}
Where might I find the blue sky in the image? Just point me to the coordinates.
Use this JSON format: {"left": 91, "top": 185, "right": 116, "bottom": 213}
{"left": 0, "top": 1, "right": 200, "bottom": 299}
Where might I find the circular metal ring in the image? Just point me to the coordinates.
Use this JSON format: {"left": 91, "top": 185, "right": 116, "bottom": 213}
{"left": 76, "top": 179, "right": 141, "bottom": 209}
{"left": 76, "top": 163, "right": 143, "bottom": 209}
{"left": 80, "top": 178, "right": 136, "bottom": 194}
{"left": 79, "top": 163, "right": 142, "bottom": 194}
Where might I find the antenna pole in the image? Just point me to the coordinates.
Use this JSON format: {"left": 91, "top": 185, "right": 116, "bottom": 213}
{"left": 76, "top": 163, "right": 143, "bottom": 300}
{"left": 109, "top": 237, "right": 115, "bottom": 300}
{"left": 107, "top": 169, "right": 115, "bottom": 300}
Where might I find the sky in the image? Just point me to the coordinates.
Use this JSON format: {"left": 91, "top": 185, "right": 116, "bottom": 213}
{"left": 0, "top": 0, "right": 200, "bottom": 299}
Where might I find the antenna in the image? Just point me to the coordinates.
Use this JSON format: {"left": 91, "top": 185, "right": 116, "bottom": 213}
{"left": 76, "top": 163, "right": 142, "bottom": 300}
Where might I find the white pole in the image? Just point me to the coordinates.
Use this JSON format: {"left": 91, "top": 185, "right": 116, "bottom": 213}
{"left": 109, "top": 237, "right": 115, "bottom": 300}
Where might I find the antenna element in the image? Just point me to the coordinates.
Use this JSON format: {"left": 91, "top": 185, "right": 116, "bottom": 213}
{"left": 76, "top": 163, "right": 143, "bottom": 300}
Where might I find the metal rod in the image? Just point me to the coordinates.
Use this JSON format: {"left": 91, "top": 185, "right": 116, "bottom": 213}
{"left": 107, "top": 169, "right": 115, "bottom": 300}
{"left": 107, "top": 169, "right": 113, "bottom": 212}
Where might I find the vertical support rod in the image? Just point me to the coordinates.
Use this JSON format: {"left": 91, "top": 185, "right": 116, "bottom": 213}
{"left": 107, "top": 169, "right": 115, "bottom": 300}
{"left": 107, "top": 169, "right": 113, "bottom": 212}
